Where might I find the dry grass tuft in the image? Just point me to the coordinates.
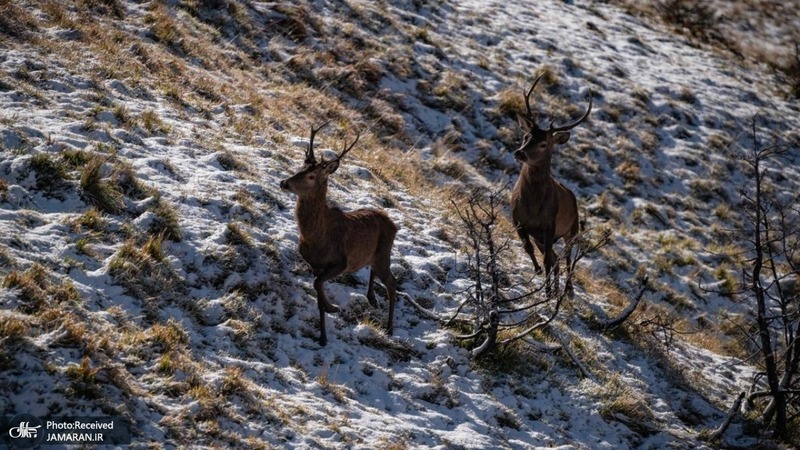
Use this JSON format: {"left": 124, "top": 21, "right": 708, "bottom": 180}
{"left": 149, "top": 198, "right": 182, "bottom": 242}
{"left": 367, "top": 98, "right": 406, "bottom": 137}
{"left": 219, "top": 366, "right": 249, "bottom": 396}
{"left": 357, "top": 322, "right": 419, "bottom": 362}
{"left": 72, "top": 207, "right": 106, "bottom": 232}
{"left": 30, "top": 153, "right": 68, "bottom": 197}
{"left": 140, "top": 109, "right": 170, "bottom": 134}
{"left": 109, "top": 239, "right": 180, "bottom": 301}
{"left": 0, "top": 0, "right": 40, "bottom": 39}
{"left": 145, "top": 2, "right": 184, "bottom": 50}
{"left": 51, "top": 279, "right": 82, "bottom": 305}
{"left": 80, "top": 157, "right": 124, "bottom": 214}
{"left": 0, "top": 313, "right": 31, "bottom": 342}
{"left": 226, "top": 222, "right": 254, "bottom": 247}
{"left": 2, "top": 264, "right": 50, "bottom": 313}
{"left": 149, "top": 319, "right": 189, "bottom": 352}
{"left": 595, "top": 375, "right": 656, "bottom": 435}
{"left": 217, "top": 151, "right": 247, "bottom": 172}
{"left": 271, "top": 4, "right": 314, "bottom": 43}
{"left": 65, "top": 356, "right": 102, "bottom": 398}
{"left": 495, "top": 86, "right": 526, "bottom": 118}
{"left": 316, "top": 366, "right": 350, "bottom": 404}
{"left": 114, "top": 161, "right": 156, "bottom": 200}
{"left": 78, "top": 0, "right": 125, "bottom": 19}
{"left": 61, "top": 148, "right": 93, "bottom": 169}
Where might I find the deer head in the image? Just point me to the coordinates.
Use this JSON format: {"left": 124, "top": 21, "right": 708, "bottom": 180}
{"left": 279, "top": 122, "right": 360, "bottom": 197}
{"left": 513, "top": 74, "right": 592, "bottom": 168}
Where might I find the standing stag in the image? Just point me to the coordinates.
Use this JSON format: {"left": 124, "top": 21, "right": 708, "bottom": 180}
{"left": 510, "top": 74, "right": 592, "bottom": 295}
{"left": 279, "top": 122, "right": 398, "bottom": 346}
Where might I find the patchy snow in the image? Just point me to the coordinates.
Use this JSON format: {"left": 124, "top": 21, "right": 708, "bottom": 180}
{"left": 1, "top": 0, "right": 798, "bottom": 448}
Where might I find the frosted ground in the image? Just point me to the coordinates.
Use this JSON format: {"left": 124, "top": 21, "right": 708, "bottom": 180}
{"left": 1, "top": 0, "right": 799, "bottom": 449}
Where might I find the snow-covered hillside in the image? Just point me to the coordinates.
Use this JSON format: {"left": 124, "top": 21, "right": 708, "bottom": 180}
{"left": 1, "top": 0, "right": 798, "bottom": 448}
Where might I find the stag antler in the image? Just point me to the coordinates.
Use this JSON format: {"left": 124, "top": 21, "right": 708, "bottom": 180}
{"left": 332, "top": 129, "right": 360, "bottom": 163}
{"left": 305, "top": 121, "right": 331, "bottom": 165}
{"left": 549, "top": 92, "right": 592, "bottom": 133}
{"left": 523, "top": 73, "right": 545, "bottom": 120}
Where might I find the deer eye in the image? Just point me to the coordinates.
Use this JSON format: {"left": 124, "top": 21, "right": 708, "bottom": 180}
{"left": 308, "top": 175, "right": 315, "bottom": 181}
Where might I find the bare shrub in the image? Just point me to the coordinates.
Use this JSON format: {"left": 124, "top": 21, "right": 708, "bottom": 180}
{"left": 656, "top": 0, "right": 720, "bottom": 43}
{"left": 447, "top": 185, "right": 611, "bottom": 359}
{"left": 707, "top": 116, "right": 800, "bottom": 442}
{"left": 771, "top": 42, "right": 800, "bottom": 99}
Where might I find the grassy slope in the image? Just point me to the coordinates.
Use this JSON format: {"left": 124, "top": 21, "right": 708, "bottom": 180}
{"left": 1, "top": 0, "right": 799, "bottom": 448}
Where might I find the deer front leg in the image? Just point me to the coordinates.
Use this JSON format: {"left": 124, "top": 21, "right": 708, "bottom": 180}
{"left": 540, "top": 234, "right": 557, "bottom": 296}
{"left": 517, "top": 228, "right": 543, "bottom": 274}
{"left": 313, "top": 262, "right": 346, "bottom": 346}
{"left": 564, "top": 239, "right": 574, "bottom": 298}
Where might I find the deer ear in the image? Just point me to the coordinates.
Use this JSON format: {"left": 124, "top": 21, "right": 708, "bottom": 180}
{"left": 554, "top": 131, "right": 571, "bottom": 144}
{"left": 324, "top": 159, "right": 340, "bottom": 174}
{"left": 516, "top": 113, "right": 533, "bottom": 132}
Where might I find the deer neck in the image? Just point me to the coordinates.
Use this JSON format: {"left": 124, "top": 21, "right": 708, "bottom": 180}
{"left": 517, "top": 159, "right": 554, "bottom": 197}
{"left": 295, "top": 188, "right": 333, "bottom": 243}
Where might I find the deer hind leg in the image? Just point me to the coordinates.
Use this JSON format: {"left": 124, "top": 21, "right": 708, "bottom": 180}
{"left": 548, "top": 247, "right": 560, "bottom": 294}
{"left": 538, "top": 236, "right": 558, "bottom": 295}
{"left": 313, "top": 263, "right": 346, "bottom": 346}
{"left": 517, "top": 229, "right": 543, "bottom": 274}
{"left": 374, "top": 266, "right": 397, "bottom": 337}
{"left": 373, "top": 239, "right": 397, "bottom": 336}
{"left": 366, "top": 269, "right": 378, "bottom": 308}
{"left": 564, "top": 238, "right": 575, "bottom": 298}
{"left": 563, "top": 220, "right": 580, "bottom": 298}
{"left": 563, "top": 245, "right": 574, "bottom": 298}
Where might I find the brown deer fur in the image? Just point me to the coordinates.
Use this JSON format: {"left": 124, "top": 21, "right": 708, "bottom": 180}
{"left": 511, "top": 75, "right": 591, "bottom": 295}
{"left": 280, "top": 124, "right": 398, "bottom": 346}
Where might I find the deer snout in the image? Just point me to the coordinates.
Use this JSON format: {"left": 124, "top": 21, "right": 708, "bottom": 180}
{"left": 279, "top": 179, "right": 289, "bottom": 191}
{"left": 514, "top": 150, "right": 526, "bottom": 162}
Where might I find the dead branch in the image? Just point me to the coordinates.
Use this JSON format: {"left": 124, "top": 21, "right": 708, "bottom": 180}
{"left": 523, "top": 337, "right": 562, "bottom": 353}
{"left": 397, "top": 292, "right": 446, "bottom": 324}
{"left": 496, "top": 292, "right": 565, "bottom": 346}
{"left": 599, "top": 276, "right": 648, "bottom": 331}
{"left": 470, "top": 311, "right": 499, "bottom": 359}
{"left": 707, "top": 392, "right": 745, "bottom": 442}
{"left": 549, "top": 326, "right": 598, "bottom": 384}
